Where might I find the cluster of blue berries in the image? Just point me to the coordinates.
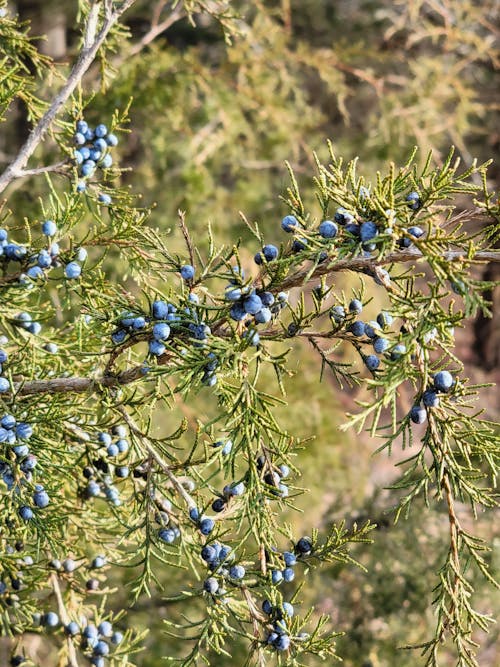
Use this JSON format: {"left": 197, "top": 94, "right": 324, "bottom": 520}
{"left": 0, "top": 414, "right": 44, "bottom": 520}
{"left": 263, "top": 599, "right": 295, "bottom": 651}
{"left": 279, "top": 190, "right": 423, "bottom": 261}
{"left": 154, "top": 495, "right": 182, "bottom": 544}
{"left": 210, "top": 479, "right": 246, "bottom": 513}
{"left": 410, "top": 370, "right": 455, "bottom": 425}
{"left": 0, "top": 221, "right": 86, "bottom": 286}
{"left": 189, "top": 506, "right": 215, "bottom": 536}
{"left": 200, "top": 541, "right": 248, "bottom": 593}
{"left": 270, "top": 548, "right": 298, "bottom": 586}
{"left": 73, "top": 119, "right": 118, "bottom": 198}
{"left": 34, "top": 609, "right": 123, "bottom": 667}
{"left": 83, "top": 426, "right": 129, "bottom": 505}
{"left": 257, "top": 456, "right": 291, "bottom": 499}
{"left": 0, "top": 345, "right": 9, "bottom": 393}
{"left": 329, "top": 299, "right": 405, "bottom": 371}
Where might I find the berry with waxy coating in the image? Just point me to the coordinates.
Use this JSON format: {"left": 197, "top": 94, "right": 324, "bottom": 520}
{"left": 65, "top": 262, "right": 81, "bottom": 279}
{"left": 281, "top": 215, "right": 299, "bottom": 232}
{"left": 433, "top": 370, "right": 454, "bottom": 393}
{"left": 410, "top": 405, "right": 426, "bottom": 424}
{"left": 318, "top": 220, "right": 338, "bottom": 239}
{"left": 42, "top": 220, "right": 57, "bottom": 236}
{"left": 180, "top": 264, "right": 195, "bottom": 280}
{"left": 423, "top": 389, "right": 440, "bottom": 407}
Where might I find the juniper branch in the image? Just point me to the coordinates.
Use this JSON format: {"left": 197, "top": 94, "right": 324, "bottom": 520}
{"left": 0, "top": 0, "right": 137, "bottom": 194}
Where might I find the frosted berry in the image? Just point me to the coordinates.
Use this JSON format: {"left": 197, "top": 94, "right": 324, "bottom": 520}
{"left": 433, "top": 370, "right": 454, "bottom": 393}
{"left": 281, "top": 215, "right": 299, "bottom": 232}
{"left": 318, "top": 220, "right": 338, "bottom": 239}
{"left": 410, "top": 405, "right": 427, "bottom": 424}
{"left": 65, "top": 262, "right": 82, "bottom": 279}
{"left": 180, "top": 265, "right": 195, "bottom": 280}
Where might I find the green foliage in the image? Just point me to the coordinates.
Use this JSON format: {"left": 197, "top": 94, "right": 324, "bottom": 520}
{"left": 0, "top": 2, "right": 498, "bottom": 666}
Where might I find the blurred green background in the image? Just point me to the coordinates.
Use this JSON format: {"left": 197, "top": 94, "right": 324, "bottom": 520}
{"left": 1, "top": 1, "right": 499, "bottom": 665}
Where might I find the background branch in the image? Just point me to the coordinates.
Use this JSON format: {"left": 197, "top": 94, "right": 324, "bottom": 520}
{"left": 0, "top": 0, "right": 137, "bottom": 195}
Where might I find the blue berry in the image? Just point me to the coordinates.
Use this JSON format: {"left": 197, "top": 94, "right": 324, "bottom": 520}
{"left": 93, "top": 640, "right": 109, "bottom": 656}
{"left": 199, "top": 518, "right": 215, "bottom": 535}
{"left": 296, "top": 536, "right": 312, "bottom": 554}
{"left": 27, "top": 266, "right": 44, "bottom": 280}
{"left": 410, "top": 405, "right": 426, "bottom": 424}
{"left": 282, "top": 602, "right": 294, "bottom": 617}
{"left": 76, "top": 120, "right": 88, "bottom": 134}
{"left": 65, "top": 262, "right": 81, "bottom": 279}
{"left": 406, "top": 191, "right": 421, "bottom": 210}
{"left": 81, "top": 160, "right": 96, "bottom": 176}
{"left": 16, "top": 422, "right": 33, "bottom": 439}
{"left": 225, "top": 286, "right": 242, "bottom": 301}
{"left": 230, "top": 303, "right": 246, "bottom": 321}
{"left": 349, "top": 321, "right": 365, "bottom": 337}
{"left": 292, "top": 237, "right": 307, "bottom": 252}
{"left": 98, "top": 621, "right": 113, "bottom": 637}
{"left": 132, "top": 316, "right": 146, "bottom": 329}
{"left": 271, "top": 570, "right": 283, "bottom": 584}
{"left": 0, "top": 378, "right": 10, "bottom": 393}
{"left": 41, "top": 220, "right": 57, "bottom": 236}
{"left": 433, "top": 370, "right": 454, "bottom": 393}
{"left": 422, "top": 389, "right": 439, "bottom": 407}
{"left": 153, "top": 322, "right": 171, "bottom": 341}
{"left": 158, "top": 528, "right": 176, "bottom": 543}
{"left": 373, "top": 337, "right": 389, "bottom": 354}
{"left": 229, "top": 564, "right": 245, "bottom": 579}
{"left": 33, "top": 489, "right": 50, "bottom": 508}
{"left": 334, "top": 208, "right": 354, "bottom": 225}
{"left": 19, "top": 506, "right": 33, "bottom": 521}
{"left": 44, "top": 611, "right": 59, "bottom": 628}
{"left": 390, "top": 343, "right": 406, "bottom": 360}
{"left": 180, "top": 264, "right": 195, "bottom": 280}
{"left": 330, "top": 305, "right": 345, "bottom": 323}
{"left": 65, "top": 621, "right": 80, "bottom": 636}
{"left": 262, "top": 599, "right": 273, "bottom": 615}
{"left": 283, "top": 551, "right": 296, "bottom": 567}
{"left": 274, "top": 634, "right": 290, "bottom": 651}
{"left": 259, "top": 291, "right": 275, "bottom": 307}
{"left": 74, "top": 132, "right": 86, "bottom": 145}
{"left": 408, "top": 225, "right": 424, "bottom": 238}
{"left": 345, "top": 222, "right": 360, "bottom": 237}
{"left": 111, "top": 631, "right": 123, "bottom": 644}
{"left": 376, "top": 311, "right": 393, "bottom": 329}
{"left": 349, "top": 299, "right": 363, "bottom": 314}
{"left": 106, "top": 444, "right": 119, "bottom": 457}
{"left": 106, "top": 133, "right": 118, "bottom": 146}
{"left": 95, "top": 124, "right": 108, "bottom": 138}
{"left": 98, "top": 193, "right": 111, "bottom": 205}
{"left": 365, "top": 355, "right": 380, "bottom": 371}
{"left": 254, "top": 308, "right": 272, "bottom": 324}
{"left": 282, "top": 567, "right": 295, "bottom": 582}
{"left": 152, "top": 300, "right": 169, "bottom": 319}
{"left": 101, "top": 154, "right": 113, "bottom": 168}
{"left": 1, "top": 414, "right": 16, "bottom": 429}
{"left": 318, "top": 220, "right": 338, "bottom": 239}
{"left": 92, "top": 555, "right": 106, "bottom": 569}
{"left": 204, "top": 577, "right": 219, "bottom": 593}
{"left": 111, "top": 329, "right": 127, "bottom": 344}
{"left": 262, "top": 244, "right": 279, "bottom": 261}
{"left": 243, "top": 294, "right": 263, "bottom": 315}
{"left": 212, "top": 498, "right": 225, "bottom": 512}
{"left": 360, "top": 221, "right": 378, "bottom": 242}
{"left": 281, "top": 215, "right": 299, "bottom": 232}
{"left": 83, "top": 624, "right": 98, "bottom": 639}
{"left": 37, "top": 250, "right": 52, "bottom": 268}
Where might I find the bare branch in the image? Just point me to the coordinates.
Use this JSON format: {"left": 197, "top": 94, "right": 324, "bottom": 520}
{"left": 0, "top": 0, "right": 137, "bottom": 195}
{"left": 277, "top": 248, "right": 500, "bottom": 292}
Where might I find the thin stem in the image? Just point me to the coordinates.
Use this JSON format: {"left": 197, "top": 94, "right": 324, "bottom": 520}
{"left": 50, "top": 573, "right": 81, "bottom": 667}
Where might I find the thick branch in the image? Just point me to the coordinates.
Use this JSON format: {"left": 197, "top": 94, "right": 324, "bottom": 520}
{"left": 277, "top": 248, "right": 500, "bottom": 292}
{"left": 0, "top": 0, "right": 137, "bottom": 195}
{"left": 11, "top": 365, "right": 145, "bottom": 396}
